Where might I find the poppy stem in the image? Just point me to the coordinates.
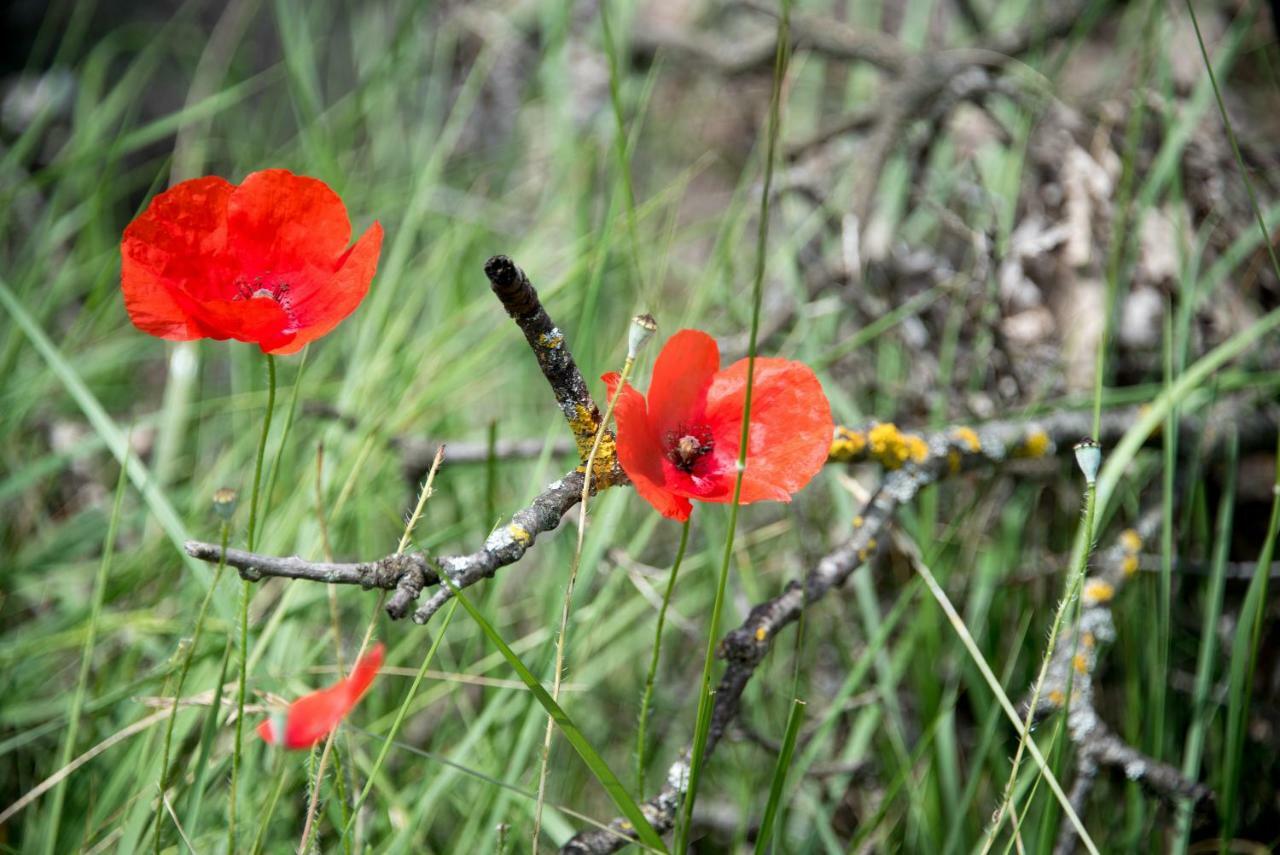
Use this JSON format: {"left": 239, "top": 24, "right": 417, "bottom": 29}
{"left": 983, "top": 474, "right": 1100, "bottom": 854}
{"left": 635, "top": 517, "right": 691, "bottom": 795}
{"left": 230, "top": 353, "right": 276, "bottom": 852}
{"left": 246, "top": 355, "right": 276, "bottom": 552}
{"left": 153, "top": 524, "right": 227, "bottom": 855}
{"left": 678, "top": 4, "right": 790, "bottom": 849}
{"left": 534, "top": 350, "right": 639, "bottom": 853}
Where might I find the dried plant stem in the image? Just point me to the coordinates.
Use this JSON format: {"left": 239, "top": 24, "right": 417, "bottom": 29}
{"left": 534, "top": 355, "right": 636, "bottom": 853}
{"left": 230, "top": 353, "right": 276, "bottom": 853}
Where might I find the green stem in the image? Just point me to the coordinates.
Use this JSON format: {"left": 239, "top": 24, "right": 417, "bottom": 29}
{"left": 246, "top": 354, "right": 276, "bottom": 552}
{"left": 677, "top": 5, "right": 789, "bottom": 849}
{"left": 984, "top": 481, "right": 1098, "bottom": 854}
{"left": 154, "top": 523, "right": 227, "bottom": 854}
{"left": 635, "top": 518, "right": 691, "bottom": 794}
{"left": 230, "top": 353, "right": 276, "bottom": 852}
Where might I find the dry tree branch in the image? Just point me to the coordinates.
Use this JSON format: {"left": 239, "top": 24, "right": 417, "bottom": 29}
{"left": 185, "top": 404, "right": 1278, "bottom": 620}
{"left": 482, "top": 255, "right": 612, "bottom": 465}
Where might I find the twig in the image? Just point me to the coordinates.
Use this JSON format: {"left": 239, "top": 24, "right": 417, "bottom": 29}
{"left": 483, "top": 255, "right": 607, "bottom": 463}
{"left": 186, "top": 405, "right": 1279, "bottom": 621}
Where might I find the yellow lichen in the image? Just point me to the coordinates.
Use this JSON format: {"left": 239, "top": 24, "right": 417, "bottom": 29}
{"left": 1073, "top": 652, "right": 1089, "bottom": 674}
{"left": 754, "top": 626, "right": 768, "bottom": 642}
{"left": 953, "top": 426, "right": 981, "bottom": 453}
{"left": 1048, "top": 689, "right": 1065, "bottom": 706}
{"left": 567, "top": 403, "right": 602, "bottom": 457}
{"left": 1119, "top": 528, "right": 1143, "bottom": 554}
{"left": 537, "top": 330, "right": 564, "bottom": 349}
{"left": 1082, "top": 579, "right": 1115, "bottom": 605}
{"left": 1082, "top": 632, "right": 1096, "bottom": 649}
{"left": 1015, "top": 428, "right": 1051, "bottom": 459}
{"left": 852, "top": 515, "right": 865, "bottom": 528}
{"left": 581, "top": 432, "right": 619, "bottom": 482}
{"left": 829, "top": 426, "right": 867, "bottom": 462}
{"left": 507, "top": 524, "right": 532, "bottom": 547}
{"left": 867, "top": 423, "right": 928, "bottom": 469}
{"left": 1121, "top": 555, "right": 1140, "bottom": 577}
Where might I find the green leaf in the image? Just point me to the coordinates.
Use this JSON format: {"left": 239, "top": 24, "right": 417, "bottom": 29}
{"left": 442, "top": 577, "right": 668, "bottom": 853}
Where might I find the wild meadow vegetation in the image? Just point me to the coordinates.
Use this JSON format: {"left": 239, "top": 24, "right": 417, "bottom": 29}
{"left": 2, "top": 0, "right": 1279, "bottom": 852}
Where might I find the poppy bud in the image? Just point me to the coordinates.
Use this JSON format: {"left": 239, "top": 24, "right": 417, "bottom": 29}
{"left": 212, "top": 487, "right": 238, "bottom": 521}
{"left": 1073, "top": 439, "right": 1101, "bottom": 485}
{"left": 628, "top": 313, "right": 657, "bottom": 359}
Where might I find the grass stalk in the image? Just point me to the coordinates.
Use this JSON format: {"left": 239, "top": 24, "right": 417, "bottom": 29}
{"left": 43, "top": 450, "right": 130, "bottom": 855}
{"left": 229, "top": 352, "right": 277, "bottom": 852}
{"left": 753, "top": 698, "right": 805, "bottom": 855}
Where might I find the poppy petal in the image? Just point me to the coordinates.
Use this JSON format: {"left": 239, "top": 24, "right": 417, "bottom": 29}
{"left": 279, "top": 643, "right": 384, "bottom": 750}
{"left": 227, "top": 169, "right": 352, "bottom": 273}
{"left": 604, "top": 372, "right": 692, "bottom": 521}
{"left": 169, "top": 291, "right": 296, "bottom": 353}
{"left": 647, "top": 330, "right": 720, "bottom": 438}
{"left": 121, "top": 176, "right": 237, "bottom": 337}
{"left": 265, "top": 222, "right": 383, "bottom": 355}
{"left": 703, "top": 357, "right": 833, "bottom": 504}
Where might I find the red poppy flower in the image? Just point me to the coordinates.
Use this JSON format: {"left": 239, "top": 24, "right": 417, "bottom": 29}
{"left": 257, "top": 643, "right": 384, "bottom": 750}
{"left": 603, "top": 329, "right": 833, "bottom": 522}
{"left": 121, "top": 169, "right": 382, "bottom": 354}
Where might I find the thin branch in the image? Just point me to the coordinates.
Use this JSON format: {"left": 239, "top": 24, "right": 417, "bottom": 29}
{"left": 483, "top": 255, "right": 606, "bottom": 462}
{"left": 186, "top": 404, "right": 1278, "bottom": 621}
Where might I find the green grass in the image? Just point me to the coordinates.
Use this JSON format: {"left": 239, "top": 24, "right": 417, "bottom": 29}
{"left": 3, "top": 1, "right": 1279, "bottom": 852}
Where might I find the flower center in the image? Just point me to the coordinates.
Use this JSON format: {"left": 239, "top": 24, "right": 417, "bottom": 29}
{"left": 232, "top": 274, "right": 298, "bottom": 328}
{"left": 664, "top": 423, "right": 714, "bottom": 472}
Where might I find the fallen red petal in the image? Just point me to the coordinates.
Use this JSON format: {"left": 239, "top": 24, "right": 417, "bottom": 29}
{"left": 266, "top": 643, "right": 385, "bottom": 750}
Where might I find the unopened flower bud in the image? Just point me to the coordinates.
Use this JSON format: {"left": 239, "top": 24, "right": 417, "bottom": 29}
{"left": 628, "top": 313, "right": 657, "bottom": 359}
{"left": 1073, "top": 439, "right": 1101, "bottom": 485}
{"left": 212, "top": 487, "right": 238, "bottom": 521}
